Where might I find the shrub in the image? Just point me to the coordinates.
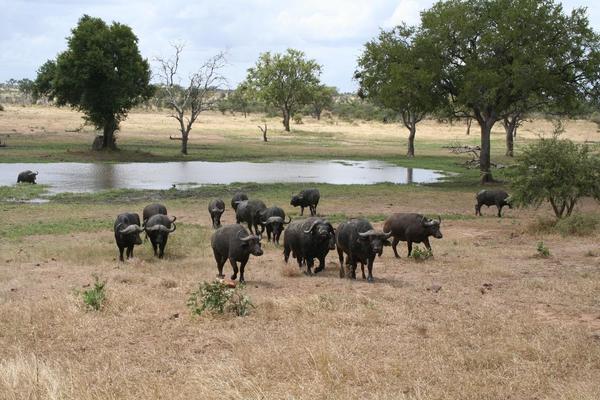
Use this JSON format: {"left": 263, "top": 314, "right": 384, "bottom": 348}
{"left": 187, "top": 281, "right": 254, "bottom": 317}
{"left": 410, "top": 246, "right": 433, "bottom": 262}
{"left": 509, "top": 133, "right": 600, "bottom": 218}
{"left": 555, "top": 214, "right": 599, "bottom": 236}
{"left": 82, "top": 275, "right": 106, "bottom": 311}
{"left": 536, "top": 241, "right": 551, "bottom": 258}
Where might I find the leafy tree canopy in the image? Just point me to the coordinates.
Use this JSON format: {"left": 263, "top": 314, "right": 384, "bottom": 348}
{"left": 34, "top": 15, "right": 153, "bottom": 149}
{"left": 246, "top": 49, "right": 322, "bottom": 131}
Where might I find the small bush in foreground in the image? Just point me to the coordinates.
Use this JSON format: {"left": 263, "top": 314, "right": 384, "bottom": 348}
{"left": 410, "top": 246, "right": 433, "bottom": 262}
{"left": 536, "top": 241, "right": 551, "bottom": 258}
{"left": 82, "top": 276, "right": 106, "bottom": 311}
{"left": 188, "top": 281, "right": 254, "bottom": 317}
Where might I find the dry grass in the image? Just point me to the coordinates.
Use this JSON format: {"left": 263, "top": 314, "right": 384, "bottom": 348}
{"left": 1, "top": 106, "right": 600, "bottom": 399}
{"left": 1, "top": 194, "right": 600, "bottom": 400}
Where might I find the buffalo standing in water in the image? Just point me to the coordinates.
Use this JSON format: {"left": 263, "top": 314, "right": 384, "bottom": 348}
{"left": 383, "top": 213, "right": 443, "bottom": 258}
{"left": 114, "top": 213, "right": 144, "bottom": 261}
{"left": 17, "top": 170, "right": 38, "bottom": 184}
{"left": 211, "top": 224, "right": 263, "bottom": 283}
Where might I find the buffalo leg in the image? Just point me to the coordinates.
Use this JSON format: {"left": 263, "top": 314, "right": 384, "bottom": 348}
{"left": 126, "top": 245, "right": 134, "bottom": 259}
{"left": 360, "top": 262, "right": 366, "bottom": 280}
{"left": 284, "top": 244, "right": 291, "bottom": 263}
{"left": 366, "top": 258, "right": 375, "bottom": 282}
{"left": 159, "top": 236, "right": 168, "bottom": 259}
{"left": 337, "top": 247, "right": 345, "bottom": 278}
{"left": 392, "top": 237, "right": 401, "bottom": 258}
{"left": 423, "top": 238, "right": 432, "bottom": 253}
{"left": 229, "top": 258, "right": 239, "bottom": 280}
{"left": 151, "top": 241, "right": 158, "bottom": 257}
{"left": 239, "top": 255, "right": 250, "bottom": 283}
{"left": 305, "top": 258, "right": 314, "bottom": 275}
{"left": 266, "top": 226, "right": 272, "bottom": 242}
{"left": 300, "top": 206, "right": 305, "bottom": 216}
{"left": 315, "top": 256, "right": 325, "bottom": 273}
{"left": 216, "top": 255, "right": 226, "bottom": 278}
{"left": 475, "top": 204, "right": 481, "bottom": 216}
{"left": 407, "top": 241, "right": 413, "bottom": 257}
{"left": 497, "top": 205, "right": 503, "bottom": 218}
{"left": 118, "top": 246, "right": 125, "bottom": 262}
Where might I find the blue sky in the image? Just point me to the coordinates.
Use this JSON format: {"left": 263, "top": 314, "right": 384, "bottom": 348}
{"left": 1, "top": 0, "right": 599, "bottom": 92}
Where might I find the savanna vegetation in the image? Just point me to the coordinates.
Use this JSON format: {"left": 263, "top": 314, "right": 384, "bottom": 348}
{"left": 2, "top": 1, "right": 600, "bottom": 399}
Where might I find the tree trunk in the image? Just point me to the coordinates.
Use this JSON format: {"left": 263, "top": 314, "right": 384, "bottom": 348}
{"left": 479, "top": 118, "right": 495, "bottom": 184}
{"left": 282, "top": 109, "right": 291, "bottom": 132}
{"left": 316, "top": 108, "right": 322, "bottom": 120}
{"left": 101, "top": 120, "right": 117, "bottom": 150}
{"left": 407, "top": 125, "right": 416, "bottom": 157}
{"left": 181, "top": 132, "right": 188, "bottom": 155}
{"left": 502, "top": 117, "right": 517, "bottom": 157}
{"left": 466, "top": 117, "right": 472, "bottom": 135}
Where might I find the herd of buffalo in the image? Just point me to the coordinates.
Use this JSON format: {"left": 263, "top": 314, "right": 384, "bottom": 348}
{"left": 112, "top": 186, "right": 512, "bottom": 284}
{"left": 16, "top": 170, "right": 512, "bottom": 283}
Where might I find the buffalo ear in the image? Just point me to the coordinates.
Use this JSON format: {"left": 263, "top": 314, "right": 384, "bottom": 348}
{"left": 383, "top": 240, "right": 392, "bottom": 246}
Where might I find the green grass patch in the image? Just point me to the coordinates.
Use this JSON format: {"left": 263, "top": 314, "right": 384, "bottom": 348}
{"left": 1, "top": 217, "right": 109, "bottom": 240}
{"left": 0, "top": 184, "right": 49, "bottom": 202}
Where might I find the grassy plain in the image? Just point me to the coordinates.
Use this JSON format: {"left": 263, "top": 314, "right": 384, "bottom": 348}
{"left": 0, "top": 106, "right": 599, "bottom": 399}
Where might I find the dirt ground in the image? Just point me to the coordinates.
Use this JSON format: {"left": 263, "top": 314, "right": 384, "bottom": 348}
{"left": 1, "top": 106, "right": 600, "bottom": 399}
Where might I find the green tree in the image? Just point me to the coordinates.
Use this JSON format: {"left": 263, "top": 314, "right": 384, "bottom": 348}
{"left": 311, "top": 85, "right": 337, "bottom": 120}
{"left": 246, "top": 49, "right": 321, "bottom": 131}
{"left": 420, "top": 0, "right": 600, "bottom": 182}
{"left": 356, "top": 24, "right": 444, "bottom": 157}
{"left": 229, "top": 82, "right": 252, "bottom": 118}
{"left": 33, "top": 15, "right": 153, "bottom": 150}
{"left": 509, "top": 132, "right": 600, "bottom": 218}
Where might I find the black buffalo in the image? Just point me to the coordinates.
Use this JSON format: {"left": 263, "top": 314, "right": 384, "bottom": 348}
{"left": 231, "top": 192, "right": 248, "bottom": 211}
{"left": 17, "top": 170, "right": 38, "bottom": 184}
{"left": 144, "top": 214, "right": 176, "bottom": 258}
{"left": 283, "top": 217, "right": 335, "bottom": 275}
{"left": 143, "top": 203, "right": 167, "bottom": 223}
{"left": 290, "top": 188, "right": 320, "bottom": 216}
{"left": 235, "top": 199, "right": 267, "bottom": 234}
{"left": 211, "top": 224, "right": 263, "bottom": 283}
{"left": 208, "top": 199, "right": 225, "bottom": 229}
{"left": 259, "top": 206, "right": 291, "bottom": 244}
{"left": 336, "top": 219, "right": 391, "bottom": 282}
{"left": 475, "top": 189, "right": 512, "bottom": 217}
{"left": 113, "top": 213, "right": 144, "bottom": 262}
{"left": 383, "top": 213, "right": 443, "bottom": 258}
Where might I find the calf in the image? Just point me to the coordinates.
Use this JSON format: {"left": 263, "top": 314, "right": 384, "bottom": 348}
{"left": 231, "top": 192, "right": 248, "bottom": 211}
{"left": 383, "top": 213, "right": 443, "bottom": 258}
{"left": 475, "top": 189, "right": 512, "bottom": 217}
{"left": 336, "top": 219, "right": 391, "bottom": 282}
{"left": 114, "top": 213, "right": 144, "bottom": 261}
{"left": 208, "top": 199, "right": 225, "bottom": 229}
{"left": 211, "top": 224, "right": 263, "bottom": 283}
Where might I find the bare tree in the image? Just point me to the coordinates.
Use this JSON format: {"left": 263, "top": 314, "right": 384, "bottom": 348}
{"left": 155, "top": 44, "right": 226, "bottom": 155}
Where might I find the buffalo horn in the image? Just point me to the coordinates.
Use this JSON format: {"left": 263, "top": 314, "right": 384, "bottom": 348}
{"left": 303, "top": 219, "right": 321, "bottom": 233}
{"left": 283, "top": 215, "right": 292, "bottom": 225}
{"left": 358, "top": 229, "right": 377, "bottom": 237}
{"left": 265, "top": 216, "right": 283, "bottom": 225}
{"left": 119, "top": 224, "right": 143, "bottom": 234}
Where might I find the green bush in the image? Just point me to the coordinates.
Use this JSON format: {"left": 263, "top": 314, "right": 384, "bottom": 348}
{"left": 82, "top": 276, "right": 106, "bottom": 311}
{"left": 410, "top": 246, "right": 433, "bottom": 262}
{"left": 536, "top": 241, "right": 551, "bottom": 258}
{"left": 555, "top": 214, "right": 599, "bottom": 236}
{"left": 187, "top": 281, "right": 254, "bottom": 317}
{"left": 509, "top": 133, "right": 600, "bottom": 218}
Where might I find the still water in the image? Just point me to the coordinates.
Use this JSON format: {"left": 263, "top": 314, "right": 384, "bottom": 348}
{"left": 1, "top": 160, "right": 445, "bottom": 193}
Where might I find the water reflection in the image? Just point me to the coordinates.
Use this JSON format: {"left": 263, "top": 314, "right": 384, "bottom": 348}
{"left": 1, "top": 160, "right": 445, "bottom": 193}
